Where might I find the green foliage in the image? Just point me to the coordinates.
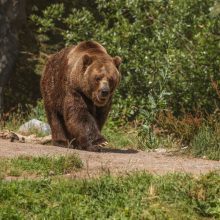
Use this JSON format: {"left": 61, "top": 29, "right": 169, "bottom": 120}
{"left": 29, "top": 0, "right": 220, "bottom": 150}
{"left": 31, "top": 0, "right": 220, "bottom": 119}
{"left": 0, "top": 172, "right": 219, "bottom": 219}
{"left": 27, "top": 99, "right": 47, "bottom": 122}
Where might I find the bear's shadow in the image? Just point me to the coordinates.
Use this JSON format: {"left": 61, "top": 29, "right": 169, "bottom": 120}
{"left": 98, "top": 148, "right": 138, "bottom": 154}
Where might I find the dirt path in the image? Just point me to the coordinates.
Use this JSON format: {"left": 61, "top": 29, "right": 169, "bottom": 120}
{"left": 0, "top": 139, "right": 219, "bottom": 177}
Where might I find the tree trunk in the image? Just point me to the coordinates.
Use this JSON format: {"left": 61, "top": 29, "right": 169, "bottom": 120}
{"left": 0, "top": 0, "right": 26, "bottom": 114}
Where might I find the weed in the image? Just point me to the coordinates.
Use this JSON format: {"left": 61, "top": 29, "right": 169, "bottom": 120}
{"left": 0, "top": 104, "right": 28, "bottom": 131}
{"left": 156, "top": 111, "right": 203, "bottom": 145}
{"left": 27, "top": 99, "right": 47, "bottom": 122}
{"left": 136, "top": 110, "right": 220, "bottom": 160}
{"left": 190, "top": 124, "right": 220, "bottom": 160}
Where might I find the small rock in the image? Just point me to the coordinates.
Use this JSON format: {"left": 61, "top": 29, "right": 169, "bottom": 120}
{"left": 154, "top": 148, "right": 167, "bottom": 153}
{"left": 18, "top": 119, "right": 51, "bottom": 135}
{"left": 181, "top": 146, "right": 189, "bottom": 150}
{"left": 7, "top": 132, "right": 19, "bottom": 142}
{"left": 49, "top": 170, "right": 55, "bottom": 176}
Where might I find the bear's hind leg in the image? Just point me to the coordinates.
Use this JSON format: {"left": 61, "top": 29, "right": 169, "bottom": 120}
{"left": 46, "top": 110, "right": 68, "bottom": 147}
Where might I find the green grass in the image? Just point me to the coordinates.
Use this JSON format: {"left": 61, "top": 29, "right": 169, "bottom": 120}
{"left": 0, "top": 155, "right": 83, "bottom": 179}
{"left": 0, "top": 172, "right": 219, "bottom": 219}
{"left": 190, "top": 125, "right": 220, "bottom": 160}
{"left": 103, "top": 124, "right": 138, "bottom": 149}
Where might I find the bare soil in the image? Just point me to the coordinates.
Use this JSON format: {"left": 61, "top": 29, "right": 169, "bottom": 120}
{"left": 0, "top": 139, "right": 220, "bottom": 178}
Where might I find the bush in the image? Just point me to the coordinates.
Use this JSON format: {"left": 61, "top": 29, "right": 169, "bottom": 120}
{"left": 156, "top": 111, "right": 203, "bottom": 145}
{"left": 31, "top": 0, "right": 220, "bottom": 122}
{"left": 27, "top": 0, "right": 220, "bottom": 152}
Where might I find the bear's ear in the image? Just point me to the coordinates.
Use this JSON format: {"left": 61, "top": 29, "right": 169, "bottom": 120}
{"left": 113, "top": 56, "right": 122, "bottom": 69}
{"left": 82, "top": 54, "right": 93, "bottom": 68}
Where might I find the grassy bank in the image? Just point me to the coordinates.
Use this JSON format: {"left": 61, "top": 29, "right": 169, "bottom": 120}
{"left": 0, "top": 172, "right": 219, "bottom": 219}
{"left": 0, "top": 155, "right": 83, "bottom": 179}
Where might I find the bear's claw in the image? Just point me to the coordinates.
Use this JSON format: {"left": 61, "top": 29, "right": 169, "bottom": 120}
{"left": 94, "top": 141, "right": 109, "bottom": 152}
{"left": 98, "top": 141, "right": 108, "bottom": 147}
{"left": 86, "top": 141, "right": 109, "bottom": 152}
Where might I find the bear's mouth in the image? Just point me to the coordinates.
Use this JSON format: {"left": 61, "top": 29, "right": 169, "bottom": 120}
{"left": 94, "top": 94, "right": 108, "bottom": 106}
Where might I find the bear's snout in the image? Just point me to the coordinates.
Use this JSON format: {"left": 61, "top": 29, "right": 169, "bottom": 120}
{"left": 98, "top": 80, "right": 110, "bottom": 99}
{"left": 100, "top": 87, "right": 110, "bottom": 98}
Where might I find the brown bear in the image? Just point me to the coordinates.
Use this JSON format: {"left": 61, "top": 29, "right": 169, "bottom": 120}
{"left": 40, "top": 41, "right": 122, "bottom": 151}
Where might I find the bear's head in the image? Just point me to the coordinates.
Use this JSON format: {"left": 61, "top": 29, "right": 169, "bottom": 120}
{"left": 81, "top": 54, "right": 122, "bottom": 107}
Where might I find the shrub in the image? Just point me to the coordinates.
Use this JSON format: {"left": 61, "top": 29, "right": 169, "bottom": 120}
{"left": 27, "top": 0, "right": 220, "bottom": 151}
{"left": 31, "top": 0, "right": 220, "bottom": 122}
{"left": 156, "top": 111, "right": 203, "bottom": 145}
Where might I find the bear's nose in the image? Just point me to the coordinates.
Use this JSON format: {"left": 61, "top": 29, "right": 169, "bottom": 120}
{"left": 100, "top": 88, "right": 109, "bottom": 97}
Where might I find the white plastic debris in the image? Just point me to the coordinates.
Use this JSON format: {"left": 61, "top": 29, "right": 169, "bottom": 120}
{"left": 18, "top": 119, "right": 51, "bottom": 135}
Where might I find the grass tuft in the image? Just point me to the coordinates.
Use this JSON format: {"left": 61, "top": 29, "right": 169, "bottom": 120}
{"left": 0, "top": 154, "right": 83, "bottom": 178}
{"left": 190, "top": 125, "right": 220, "bottom": 160}
{"left": 103, "top": 125, "right": 138, "bottom": 149}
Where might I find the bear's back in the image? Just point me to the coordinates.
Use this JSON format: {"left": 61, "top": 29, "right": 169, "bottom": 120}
{"left": 74, "top": 41, "right": 107, "bottom": 54}
{"left": 41, "top": 46, "right": 73, "bottom": 110}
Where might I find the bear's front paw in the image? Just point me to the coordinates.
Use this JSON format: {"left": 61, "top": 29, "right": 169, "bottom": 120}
{"left": 93, "top": 140, "right": 109, "bottom": 152}
{"left": 95, "top": 141, "right": 109, "bottom": 148}
{"left": 86, "top": 141, "right": 108, "bottom": 152}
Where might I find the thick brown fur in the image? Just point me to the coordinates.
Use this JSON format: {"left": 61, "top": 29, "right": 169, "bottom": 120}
{"left": 41, "top": 41, "right": 122, "bottom": 151}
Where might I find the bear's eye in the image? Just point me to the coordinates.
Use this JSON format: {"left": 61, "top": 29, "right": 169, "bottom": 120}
{"left": 108, "top": 77, "right": 115, "bottom": 85}
{"left": 95, "top": 76, "right": 102, "bottom": 82}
